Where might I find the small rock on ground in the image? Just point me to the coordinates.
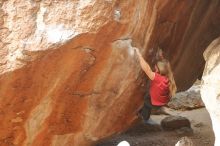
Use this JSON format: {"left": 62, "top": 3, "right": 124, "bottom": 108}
{"left": 161, "top": 116, "right": 191, "bottom": 130}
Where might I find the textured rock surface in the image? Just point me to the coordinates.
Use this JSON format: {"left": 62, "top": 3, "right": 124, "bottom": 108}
{"left": 168, "top": 81, "right": 204, "bottom": 110}
{"left": 1, "top": 0, "right": 220, "bottom": 146}
{"left": 161, "top": 116, "right": 191, "bottom": 130}
{"left": 201, "top": 37, "right": 220, "bottom": 146}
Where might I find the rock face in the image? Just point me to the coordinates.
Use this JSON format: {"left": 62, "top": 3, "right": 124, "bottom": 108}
{"left": 1, "top": 1, "right": 220, "bottom": 146}
{"left": 201, "top": 37, "right": 220, "bottom": 146}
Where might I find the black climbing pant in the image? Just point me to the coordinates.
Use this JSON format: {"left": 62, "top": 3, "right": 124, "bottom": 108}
{"left": 139, "top": 94, "right": 161, "bottom": 121}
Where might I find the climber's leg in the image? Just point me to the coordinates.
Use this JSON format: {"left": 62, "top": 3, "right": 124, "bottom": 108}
{"left": 139, "top": 94, "right": 152, "bottom": 122}
{"left": 139, "top": 104, "right": 151, "bottom": 122}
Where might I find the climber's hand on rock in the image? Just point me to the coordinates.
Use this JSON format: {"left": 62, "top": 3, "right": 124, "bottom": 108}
{"left": 133, "top": 47, "right": 138, "bottom": 52}
{"left": 134, "top": 47, "right": 141, "bottom": 57}
{"left": 156, "top": 48, "right": 164, "bottom": 60}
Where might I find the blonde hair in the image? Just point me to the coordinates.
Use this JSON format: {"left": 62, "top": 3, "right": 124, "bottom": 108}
{"left": 156, "top": 59, "right": 177, "bottom": 97}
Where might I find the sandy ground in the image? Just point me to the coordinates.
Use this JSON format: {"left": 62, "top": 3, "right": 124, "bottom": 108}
{"left": 96, "top": 108, "right": 214, "bottom": 146}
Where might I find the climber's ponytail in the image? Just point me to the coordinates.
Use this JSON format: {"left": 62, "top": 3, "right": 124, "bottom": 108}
{"left": 156, "top": 60, "right": 177, "bottom": 97}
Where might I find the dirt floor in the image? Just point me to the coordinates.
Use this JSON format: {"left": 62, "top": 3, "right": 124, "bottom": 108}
{"left": 96, "top": 108, "right": 214, "bottom": 146}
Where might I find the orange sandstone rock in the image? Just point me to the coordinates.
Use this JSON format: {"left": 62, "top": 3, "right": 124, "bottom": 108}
{"left": 0, "top": 0, "right": 220, "bottom": 146}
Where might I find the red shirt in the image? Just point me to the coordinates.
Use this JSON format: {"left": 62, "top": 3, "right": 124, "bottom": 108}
{"left": 150, "top": 73, "right": 170, "bottom": 106}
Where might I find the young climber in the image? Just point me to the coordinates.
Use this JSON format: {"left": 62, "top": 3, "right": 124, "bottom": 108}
{"left": 134, "top": 47, "right": 177, "bottom": 123}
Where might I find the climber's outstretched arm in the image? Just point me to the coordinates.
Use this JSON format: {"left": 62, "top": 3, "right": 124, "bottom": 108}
{"left": 134, "top": 47, "right": 155, "bottom": 80}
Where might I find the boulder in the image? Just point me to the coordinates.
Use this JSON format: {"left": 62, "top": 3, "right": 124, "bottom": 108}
{"left": 201, "top": 37, "right": 220, "bottom": 146}
{"left": 1, "top": 0, "right": 220, "bottom": 146}
{"left": 168, "top": 83, "right": 204, "bottom": 110}
{"left": 161, "top": 116, "right": 191, "bottom": 130}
